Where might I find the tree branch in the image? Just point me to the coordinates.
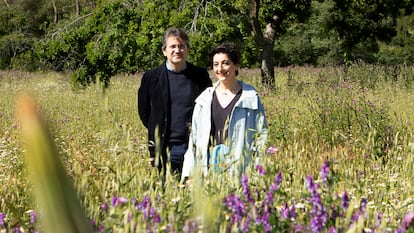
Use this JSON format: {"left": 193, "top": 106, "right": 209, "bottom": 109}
{"left": 50, "top": 13, "right": 92, "bottom": 38}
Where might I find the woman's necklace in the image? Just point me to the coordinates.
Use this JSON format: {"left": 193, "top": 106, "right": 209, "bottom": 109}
{"left": 219, "top": 83, "right": 241, "bottom": 96}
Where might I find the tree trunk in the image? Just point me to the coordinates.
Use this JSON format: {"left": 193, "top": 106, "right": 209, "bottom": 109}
{"left": 260, "top": 22, "right": 276, "bottom": 87}
{"left": 52, "top": 0, "right": 58, "bottom": 23}
{"left": 247, "top": 0, "right": 280, "bottom": 88}
{"left": 75, "top": 0, "right": 80, "bottom": 17}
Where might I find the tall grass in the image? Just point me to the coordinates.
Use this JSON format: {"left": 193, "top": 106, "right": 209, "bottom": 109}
{"left": 0, "top": 66, "right": 413, "bottom": 232}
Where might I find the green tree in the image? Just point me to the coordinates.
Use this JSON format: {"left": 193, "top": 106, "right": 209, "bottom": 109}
{"left": 274, "top": 1, "right": 341, "bottom": 66}
{"left": 234, "top": 0, "right": 312, "bottom": 87}
{"left": 37, "top": 0, "right": 242, "bottom": 87}
{"left": 0, "top": 1, "right": 41, "bottom": 69}
{"left": 325, "top": 0, "right": 414, "bottom": 64}
{"left": 377, "top": 13, "right": 414, "bottom": 65}
{"left": 4, "top": 0, "right": 414, "bottom": 86}
{"left": 170, "top": 0, "right": 243, "bottom": 68}
{"left": 0, "top": 0, "right": 95, "bottom": 70}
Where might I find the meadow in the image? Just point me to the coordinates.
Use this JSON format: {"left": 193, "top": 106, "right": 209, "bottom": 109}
{"left": 0, "top": 64, "right": 413, "bottom": 233}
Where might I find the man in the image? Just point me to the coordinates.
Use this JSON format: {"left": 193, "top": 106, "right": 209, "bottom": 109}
{"left": 138, "top": 28, "right": 212, "bottom": 176}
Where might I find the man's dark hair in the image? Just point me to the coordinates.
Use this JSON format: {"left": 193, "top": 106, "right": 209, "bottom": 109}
{"left": 162, "top": 28, "right": 190, "bottom": 49}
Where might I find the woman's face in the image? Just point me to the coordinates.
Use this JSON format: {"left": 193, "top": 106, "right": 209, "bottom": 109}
{"left": 212, "top": 53, "right": 239, "bottom": 82}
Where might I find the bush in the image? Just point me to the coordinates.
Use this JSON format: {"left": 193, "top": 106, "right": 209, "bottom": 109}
{"left": 0, "top": 32, "right": 36, "bottom": 70}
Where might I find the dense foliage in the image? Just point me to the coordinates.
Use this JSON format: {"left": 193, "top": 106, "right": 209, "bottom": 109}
{"left": 0, "top": 0, "right": 413, "bottom": 86}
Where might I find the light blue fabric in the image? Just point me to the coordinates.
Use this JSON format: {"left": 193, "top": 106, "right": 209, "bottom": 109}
{"left": 210, "top": 144, "right": 229, "bottom": 173}
{"left": 182, "top": 81, "right": 267, "bottom": 178}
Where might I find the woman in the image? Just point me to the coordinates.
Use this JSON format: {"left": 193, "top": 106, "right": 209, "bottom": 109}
{"left": 182, "top": 42, "right": 267, "bottom": 180}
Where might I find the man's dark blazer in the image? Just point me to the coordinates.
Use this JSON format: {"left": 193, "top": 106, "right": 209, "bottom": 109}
{"left": 138, "top": 62, "right": 212, "bottom": 166}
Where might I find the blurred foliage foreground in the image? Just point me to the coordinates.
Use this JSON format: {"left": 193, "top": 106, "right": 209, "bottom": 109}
{"left": 0, "top": 64, "right": 413, "bottom": 232}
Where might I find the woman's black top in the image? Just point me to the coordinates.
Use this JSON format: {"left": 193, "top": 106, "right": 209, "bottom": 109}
{"left": 210, "top": 89, "right": 242, "bottom": 145}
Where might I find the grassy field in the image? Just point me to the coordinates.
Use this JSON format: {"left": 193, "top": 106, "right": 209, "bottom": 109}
{"left": 0, "top": 65, "right": 413, "bottom": 232}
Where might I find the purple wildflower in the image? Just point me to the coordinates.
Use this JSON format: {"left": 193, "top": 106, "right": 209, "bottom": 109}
{"left": 30, "top": 211, "right": 36, "bottom": 224}
{"left": 242, "top": 174, "right": 253, "bottom": 204}
{"left": 351, "top": 212, "right": 360, "bottom": 224}
{"left": 135, "top": 195, "right": 150, "bottom": 210}
{"left": 111, "top": 196, "right": 117, "bottom": 207}
{"left": 90, "top": 220, "right": 97, "bottom": 230}
{"left": 94, "top": 224, "right": 105, "bottom": 233}
{"left": 264, "top": 170, "right": 282, "bottom": 207}
{"left": 255, "top": 212, "right": 262, "bottom": 225}
{"left": 165, "top": 224, "right": 173, "bottom": 233}
{"left": 275, "top": 170, "right": 282, "bottom": 186}
{"left": 111, "top": 196, "right": 128, "bottom": 207}
{"left": 306, "top": 175, "right": 316, "bottom": 194}
{"left": 223, "top": 193, "right": 247, "bottom": 223}
{"left": 261, "top": 212, "right": 271, "bottom": 233}
{"left": 290, "top": 200, "right": 297, "bottom": 219}
{"left": 359, "top": 197, "right": 367, "bottom": 213}
{"left": 341, "top": 191, "right": 349, "bottom": 210}
{"left": 331, "top": 208, "right": 338, "bottom": 222}
{"left": 351, "top": 197, "right": 368, "bottom": 223}
{"left": 306, "top": 175, "right": 321, "bottom": 204}
{"left": 279, "top": 201, "right": 296, "bottom": 220}
{"left": 256, "top": 164, "right": 265, "bottom": 175}
{"left": 375, "top": 212, "right": 383, "bottom": 231}
{"left": 243, "top": 216, "right": 251, "bottom": 233}
{"left": 127, "top": 212, "right": 132, "bottom": 222}
{"left": 306, "top": 174, "right": 328, "bottom": 233}
{"left": 183, "top": 219, "right": 198, "bottom": 233}
{"left": 329, "top": 226, "right": 337, "bottom": 233}
{"left": 320, "top": 161, "right": 330, "bottom": 186}
{"left": 255, "top": 170, "right": 282, "bottom": 232}
{"left": 134, "top": 195, "right": 160, "bottom": 224}
{"left": 295, "top": 223, "right": 305, "bottom": 232}
{"left": 101, "top": 202, "right": 108, "bottom": 213}
{"left": 350, "top": 197, "right": 368, "bottom": 225}
{"left": 149, "top": 207, "right": 161, "bottom": 223}
{"left": 0, "top": 212, "right": 5, "bottom": 226}
{"left": 309, "top": 194, "right": 322, "bottom": 216}
{"left": 309, "top": 198, "right": 328, "bottom": 233}
{"left": 401, "top": 211, "right": 414, "bottom": 231}
{"left": 266, "top": 146, "right": 279, "bottom": 154}
{"left": 310, "top": 215, "right": 323, "bottom": 233}
{"left": 281, "top": 203, "right": 290, "bottom": 219}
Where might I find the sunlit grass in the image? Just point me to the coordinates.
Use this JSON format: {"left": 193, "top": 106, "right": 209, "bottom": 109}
{"left": 0, "top": 66, "right": 413, "bottom": 232}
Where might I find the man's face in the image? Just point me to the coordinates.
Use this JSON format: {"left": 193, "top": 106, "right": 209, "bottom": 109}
{"left": 162, "top": 36, "right": 189, "bottom": 66}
